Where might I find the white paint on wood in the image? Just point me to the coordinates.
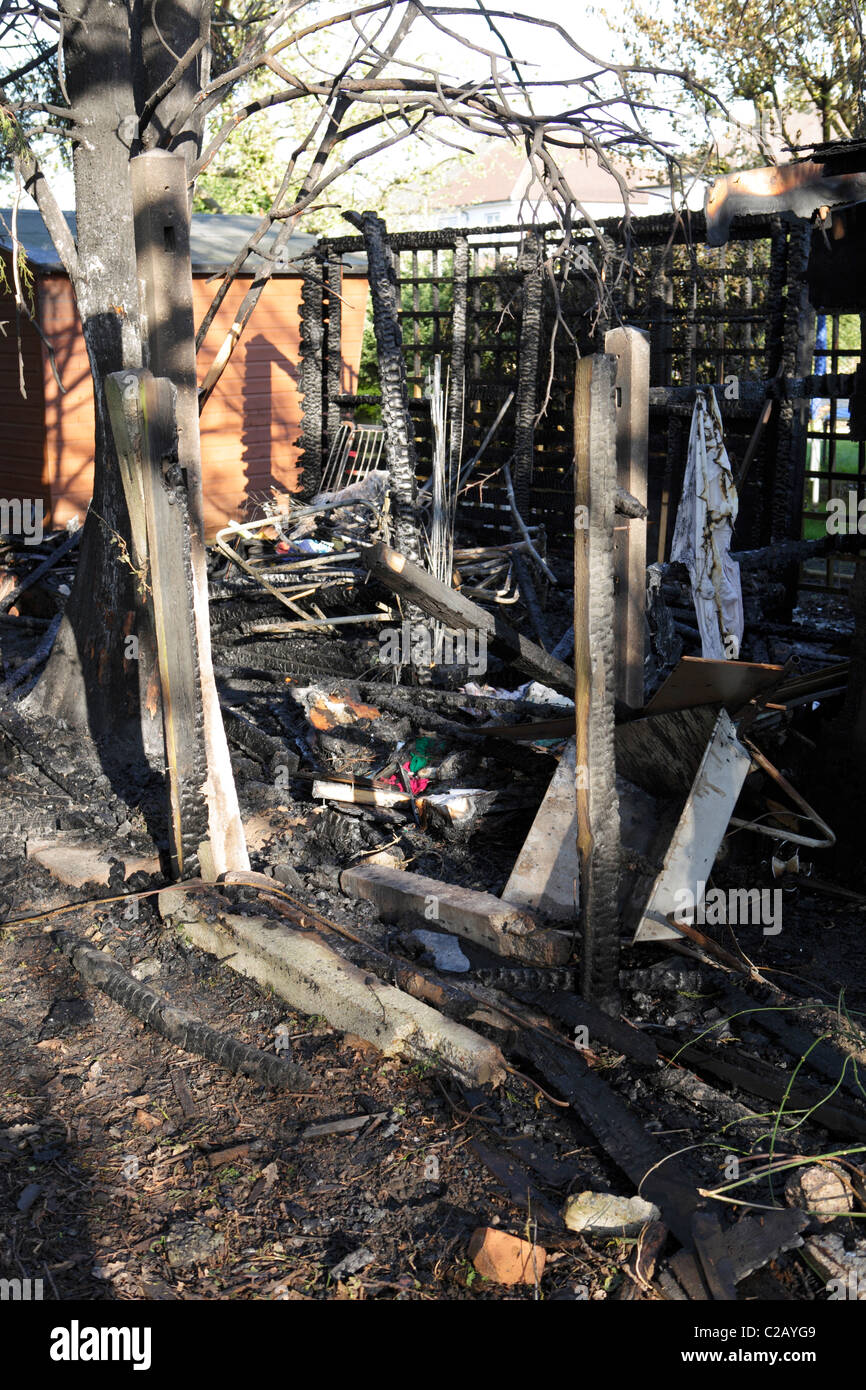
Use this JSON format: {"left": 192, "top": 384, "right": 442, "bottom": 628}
{"left": 633, "top": 708, "right": 752, "bottom": 943}
{"left": 501, "top": 737, "right": 579, "bottom": 920}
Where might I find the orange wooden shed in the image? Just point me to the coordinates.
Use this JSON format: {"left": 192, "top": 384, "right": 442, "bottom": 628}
{"left": 0, "top": 211, "right": 368, "bottom": 537}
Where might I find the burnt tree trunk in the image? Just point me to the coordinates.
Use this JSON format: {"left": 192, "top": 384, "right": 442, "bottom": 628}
{"left": 23, "top": 0, "right": 158, "bottom": 751}
{"left": 28, "top": 0, "right": 207, "bottom": 750}
{"left": 23, "top": 1, "right": 247, "bottom": 872}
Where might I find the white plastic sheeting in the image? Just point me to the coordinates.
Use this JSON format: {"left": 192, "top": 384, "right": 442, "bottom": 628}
{"left": 671, "top": 388, "right": 744, "bottom": 660}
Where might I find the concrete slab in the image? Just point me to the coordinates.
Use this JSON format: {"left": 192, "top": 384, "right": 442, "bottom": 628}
{"left": 26, "top": 838, "right": 160, "bottom": 888}
{"left": 159, "top": 889, "right": 507, "bottom": 1088}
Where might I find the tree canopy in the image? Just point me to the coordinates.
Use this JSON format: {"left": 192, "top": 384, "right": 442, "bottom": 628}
{"left": 599, "top": 0, "right": 865, "bottom": 158}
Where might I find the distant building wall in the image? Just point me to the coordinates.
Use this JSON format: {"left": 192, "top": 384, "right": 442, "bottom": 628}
{"left": 0, "top": 252, "right": 49, "bottom": 518}
{"left": 0, "top": 253, "right": 368, "bottom": 537}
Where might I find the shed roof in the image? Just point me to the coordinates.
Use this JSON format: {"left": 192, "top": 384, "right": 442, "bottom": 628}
{"left": 429, "top": 144, "right": 651, "bottom": 211}
{"left": 0, "top": 209, "right": 366, "bottom": 275}
{"left": 788, "top": 136, "right": 866, "bottom": 171}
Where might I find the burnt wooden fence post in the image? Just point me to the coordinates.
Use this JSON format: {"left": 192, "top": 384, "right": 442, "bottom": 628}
{"left": 129, "top": 150, "right": 248, "bottom": 876}
{"left": 106, "top": 369, "right": 209, "bottom": 879}
{"left": 448, "top": 235, "right": 469, "bottom": 488}
{"left": 298, "top": 252, "right": 325, "bottom": 497}
{"left": 513, "top": 230, "right": 543, "bottom": 519}
{"left": 346, "top": 211, "right": 429, "bottom": 674}
{"left": 574, "top": 353, "right": 621, "bottom": 1012}
{"left": 344, "top": 211, "right": 423, "bottom": 567}
{"left": 325, "top": 251, "right": 344, "bottom": 454}
{"left": 511, "top": 231, "right": 548, "bottom": 645}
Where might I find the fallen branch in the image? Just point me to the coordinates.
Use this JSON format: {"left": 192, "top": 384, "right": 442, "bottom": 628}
{"left": 0, "top": 526, "right": 80, "bottom": 615}
{"left": 502, "top": 460, "right": 557, "bottom": 586}
{"left": 0, "top": 611, "right": 62, "bottom": 698}
{"left": 52, "top": 928, "right": 313, "bottom": 1092}
{"left": 361, "top": 539, "right": 575, "bottom": 692}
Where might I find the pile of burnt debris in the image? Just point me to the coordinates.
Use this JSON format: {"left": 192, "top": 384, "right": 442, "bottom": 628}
{"left": 3, "top": 192, "right": 866, "bottom": 1295}
{"left": 1, "top": 435, "right": 866, "bottom": 1301}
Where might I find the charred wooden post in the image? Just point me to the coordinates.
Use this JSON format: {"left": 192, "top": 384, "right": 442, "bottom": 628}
{"left": 298, "top": 252, "right": 325, "bottom": 498}
{"left": 106, "top": 369, "right": 209, "bottom": 878}
{"left": 345, "top": 211, "right": 428, "bottom": 674}
{"left": 574, "top": 353, "right": 621, "bottom": 1012}
{"left": 344, "top": 211, "right": 422, "bottom": 567}
{"left": 513, "top": 231, "right": 543, "bottom": 521}
{"left": 129, "top": 150, "right": 248, "bottom": 876}
{"left": 657, "top": 413, "right": 682, "bottom": 563}
{"left": 448, "top": 235, "right": 469, "bottom": 488}
{"left": 605, "top": 327, "right": 650, "bottom": 710}
{"left": 649, "top": 249, "right": 674, "bottom": 391}
{"left": 325, "top": 252, "right": 344, "bottom": 455}
{"left": 511, "top": 232, "right": 548, "bottom": 641}
{"left": 768, "top": 222, "right": 813, "bottom": 556}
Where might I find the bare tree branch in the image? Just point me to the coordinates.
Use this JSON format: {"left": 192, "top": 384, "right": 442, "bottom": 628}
{"left": 0, "top": 104, "right": 79, "bottom": 280}
{"left": 138, "top": 31, "right": 209, "bottom": 136}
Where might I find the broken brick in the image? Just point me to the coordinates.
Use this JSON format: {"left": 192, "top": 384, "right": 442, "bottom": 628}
{"left": 468, "top": 1227, "right": 546, "bottom": 1285}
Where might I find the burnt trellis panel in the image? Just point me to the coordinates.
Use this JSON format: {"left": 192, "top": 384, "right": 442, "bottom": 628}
{"left": 306, "top": 211, "right": 808, "bottom": 561}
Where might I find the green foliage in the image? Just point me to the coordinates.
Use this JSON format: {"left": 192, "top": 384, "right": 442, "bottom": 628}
{"left": 835, "top": 312, "right": 861, "bottom": 354}
{"left": 193, "top": 112, "right": 283, "bottom": 215}
{"left": 0, "top": 43, "right": 68, "bottom": 178}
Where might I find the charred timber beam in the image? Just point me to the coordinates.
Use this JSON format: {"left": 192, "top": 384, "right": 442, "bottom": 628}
{"left": 654, "top": 1032, "right": 866, "bottom": 1140}
{"left": 337, "top": 383, "right": 514, "bottom": 407}
{"left": 522, "top": 1031, "right": 701, "bottom": 1247}
{"left": 606, "top": 328, "right": 649, "bottom": 710}
{"left": 659, "top": 531, "right": 866, "bottom": 579}
{"left": 359, "top": 540, "right": 576, "bottom": 692}
{"left": 318, "top": 209, "right": 785, "bottom": 256}
{"left": 54, "top": 928, "right": 312, "bottom": 1091}
{"left": 648, "top": 373, "right": 856, "bottom": 413}
{"left": 340, "top": 863, "right": 571, "bottom": 966}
